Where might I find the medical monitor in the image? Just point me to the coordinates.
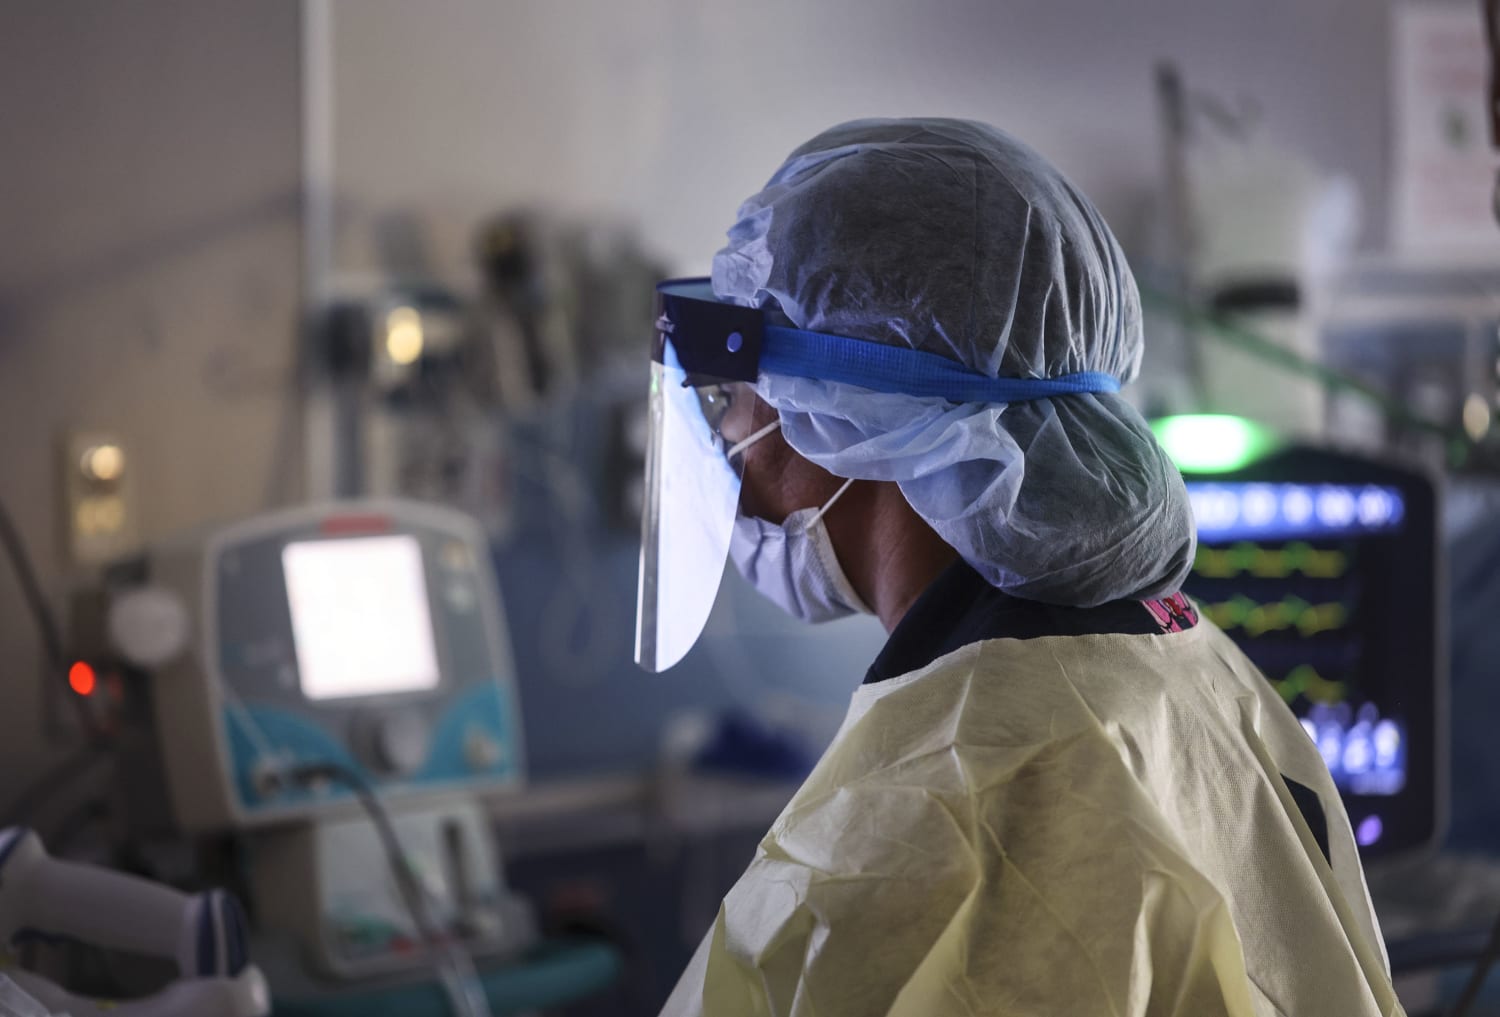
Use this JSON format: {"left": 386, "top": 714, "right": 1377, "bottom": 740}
{"left": 1180, "top": 447, "right": 1443, "bottom": 858}
{"left": 124, "top": 501, "right": 524, "bottom": 831}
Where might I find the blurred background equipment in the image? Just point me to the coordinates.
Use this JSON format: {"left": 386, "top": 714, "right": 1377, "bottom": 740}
{"left": 1153, "top": 62, "right": 1360, "bottom": 438}
{"left": 311, "top": 284, "right": 514, "bottom": 536}
{"left": 1138, "top": 28, "right": 1500, "bottom": 998}
{"left": 1159, "top": 436, "right": 1445, "bottom": 858}
{"left": 473, "top": 213, "right": 581, "bottom": 412}
{"left": 0, "top": 827, "right": 268, "bottom": 1017}
{"left": 1145, "top": 48, "right": 1500, "bottom": 481}
{"left": 304, "top": 212, "right": 665, "bottom": 543}
{"left": 81, "top": 499, "right": 626, "bottom": 1016}
{"left": 4, "top": 1, "right": 1500, "bottom": 1014}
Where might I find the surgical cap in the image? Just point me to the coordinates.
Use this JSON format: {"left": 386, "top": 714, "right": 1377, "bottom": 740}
{"left": 711, "top": 118, "right": 1195, "bottom": 606}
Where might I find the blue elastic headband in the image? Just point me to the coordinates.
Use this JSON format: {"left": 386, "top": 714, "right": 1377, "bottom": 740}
{"left": 655, "top": 277, "right": 1121, "bottom": 403}
{"left": 761, "top": 324, "right": 1119, "bottom": 402}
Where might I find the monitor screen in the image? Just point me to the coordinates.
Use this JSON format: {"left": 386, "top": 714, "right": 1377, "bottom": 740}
{"left": 282, "top": 535, "right": 441, "bottom": 700}
{"left": 1179, "top": 447, "right": 1443, "bottom": 860}
{"left": 1186, "top": 482, "right": 1410, "bottom": 803}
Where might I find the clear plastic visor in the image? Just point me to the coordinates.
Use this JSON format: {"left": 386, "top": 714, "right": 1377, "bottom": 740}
{"left": 635, "top": 345, "right": 759, "bottom": 672}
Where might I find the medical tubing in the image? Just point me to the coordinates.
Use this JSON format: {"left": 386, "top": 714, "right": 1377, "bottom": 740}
{"left": 220, "top": 685, "right": 285, "bottom": 784}
{"left": 230, "top": 700, "right": 492, "bottom": 1017}
{"left": 287, "top": 762, "right": 493, "bottom": 1017}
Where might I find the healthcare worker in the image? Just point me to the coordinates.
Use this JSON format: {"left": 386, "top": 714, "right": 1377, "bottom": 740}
{"left": 635, "top": 119, "right": 1403, "bottom": 1017}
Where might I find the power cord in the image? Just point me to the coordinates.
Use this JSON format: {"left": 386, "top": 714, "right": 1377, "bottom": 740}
{"left": 0, "top": 494, "right": 110, "bottom": 825}
{"left": 0, "top": 495, "right": 66, "bottom": 670}
{"left": 0, "top": 495, "right": 101, "bottom": 737}
{"left": 285, "top": 761, "right": 493, "bottom": 1017}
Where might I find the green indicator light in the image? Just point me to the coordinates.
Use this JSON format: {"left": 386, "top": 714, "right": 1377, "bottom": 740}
{"left": 1150, "top": 414, "right": 1279, "bottom": 474}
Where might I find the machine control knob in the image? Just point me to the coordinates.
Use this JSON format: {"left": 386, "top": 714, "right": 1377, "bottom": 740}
{"left": 108, "top": 587, "right": 191, "bottom": 668}
{"left": 463, "top": 727, "right": 505, "bottom": 772}
{"left": 355, "top": 708, "right": 429, "bottom": 776}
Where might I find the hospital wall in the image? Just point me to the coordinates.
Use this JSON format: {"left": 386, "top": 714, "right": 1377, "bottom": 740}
{"left": 327, "top": 0, "right": 1394, "bottom": 278}
{"left": 0, "top": 2, "right": 305, "bottom": 797}
{"left": 0, "top": 0, "right": 1403, "bottom": 803}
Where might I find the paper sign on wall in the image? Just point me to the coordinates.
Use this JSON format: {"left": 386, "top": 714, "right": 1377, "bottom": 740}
{"left": 1391, "top": 3, "right": 1500, "bottom": 261}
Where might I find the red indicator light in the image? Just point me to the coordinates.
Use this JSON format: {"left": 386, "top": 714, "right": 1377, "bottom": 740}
{"left": 68, "top": 661, "right": 96, "bottom": 697}
{"left": 319, "top": 514, "right": 390, "bottom": 536}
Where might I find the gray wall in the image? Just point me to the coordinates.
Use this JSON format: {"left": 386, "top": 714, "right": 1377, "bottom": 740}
{"left": 0, "top": 1, "right": 304, "bottom": 798}
{"left": 328, "top": 0, "right": 1393, "bottom": 281}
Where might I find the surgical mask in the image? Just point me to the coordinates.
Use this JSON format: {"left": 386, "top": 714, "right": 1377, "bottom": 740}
{"left": 725, "top": 421, "right": 872, "bottom": 623}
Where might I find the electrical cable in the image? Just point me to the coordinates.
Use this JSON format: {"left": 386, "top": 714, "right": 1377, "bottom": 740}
{"left": 1448, "top": 907, "right": 1500, "bottom": 1017}
{"left": 0, "top": 494, "right": 121, "bottom": 870}
{"left": 0, "top": 496, "right": 65, "bottom": 668}
{"left": 0, "top": 495, "right": 100, "bottom": 737}
{"left": 287, "top": 761, "right": 493, "bottom": 1017}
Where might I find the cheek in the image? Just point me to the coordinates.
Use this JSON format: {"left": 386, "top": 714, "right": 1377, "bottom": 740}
{"left": 741, "top": 436, "right": 845, "bottom": 526}
{"left": 738, "top": 442, "right": 788, "bottom": 523}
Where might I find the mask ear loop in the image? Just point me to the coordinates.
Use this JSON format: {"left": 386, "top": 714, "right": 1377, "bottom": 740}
{"left": 804, "top": 476, "right": 857, "bottom": 528}
{"left": 725, "top": 417, "right": 856, "bottom": 530}
{"left": 726, "top": 420, "right": 783, "bottom": 521}
{"left": 725, "top": 419, "right": 781, "bottom": 461}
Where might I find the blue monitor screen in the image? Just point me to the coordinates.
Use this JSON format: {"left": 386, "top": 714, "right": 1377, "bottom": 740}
{"left": 1188, "top": 483, "right": 1405, "bottom": 543}
{"left": 1184, "top": 482, "right": 1411, "bottom": 809}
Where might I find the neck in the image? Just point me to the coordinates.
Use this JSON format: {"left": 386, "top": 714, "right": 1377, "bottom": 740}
{"left": 826, "top": 482, "right": 958, "bottom": 632}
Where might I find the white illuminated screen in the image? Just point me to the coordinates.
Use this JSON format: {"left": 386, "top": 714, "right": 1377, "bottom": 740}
{"left": 282, "top": 535, "right": 441, "bottom": 700}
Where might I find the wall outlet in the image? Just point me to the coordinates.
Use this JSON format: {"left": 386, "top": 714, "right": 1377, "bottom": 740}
{"left": 61, "top": 430, "right": 139, "bottom": 566}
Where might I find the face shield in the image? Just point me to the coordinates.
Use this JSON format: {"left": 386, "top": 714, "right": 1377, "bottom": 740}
{"left": 634, "top": 278, "right": 1124, "bottom": 673}
{"left": 635, "top": 281, "right": 767, "bottom": 673}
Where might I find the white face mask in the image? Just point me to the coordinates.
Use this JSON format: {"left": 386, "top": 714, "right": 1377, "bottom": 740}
{"left": 724, "top": 421, "right": 873, "bottom": 623}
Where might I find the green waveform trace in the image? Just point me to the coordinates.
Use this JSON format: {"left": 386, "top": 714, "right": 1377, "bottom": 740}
{"left": 1194, "top": 541, "right": 1348, "bottom": 581}
{"left": 1203, "top": 594, "right": 1349, "bottom": 637}
{"left": 1271, "top": 664, "right": 1347, "bottom": 706}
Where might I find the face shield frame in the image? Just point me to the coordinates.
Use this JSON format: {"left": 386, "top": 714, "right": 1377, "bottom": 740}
{"left": 652, "top": 279, "right": 767, "bottom": 384}
{"left": 634, "top": 277, "right": 1126, "bottom": 673}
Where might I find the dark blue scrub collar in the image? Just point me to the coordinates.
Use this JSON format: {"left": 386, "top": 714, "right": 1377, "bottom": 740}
{"left": 865, "top": 559, "right": 1198, "bottom": 684}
